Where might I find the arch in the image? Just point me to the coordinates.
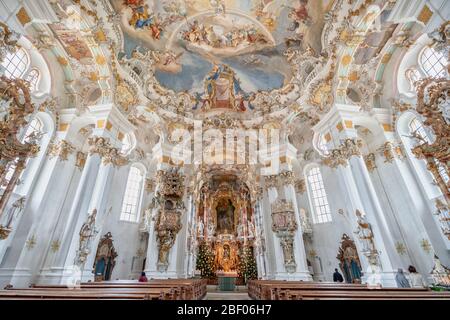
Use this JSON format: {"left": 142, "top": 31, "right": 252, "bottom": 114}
{"left": 396, "top": 34, "right": 431, "bottom": 98}
{"left": 18, "top": 36, "right": 52, "bottom": 96}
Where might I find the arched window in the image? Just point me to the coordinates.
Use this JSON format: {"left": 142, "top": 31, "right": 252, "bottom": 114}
{"left": 120, "top": 166, "right": 144, "bottom": 222}
{"left": 409, "top": 118, "right": 431, "bottom": 144}
{"left": 306, "top": 166, "right": 332, "bottom": 223}
{"left": 409, "top": 117, "right": 449, "bottom": 184}
{"left": 22, "top": 118, "right": 43, "bottom": 143}
{"left": 1, "top": 48, "right": 29, "bottom": 79}
{"left": 25, "top": 68, "right": 40, "bottom": 92}
{"left": 420, "top": 47, "right": 447, "bottom": 78}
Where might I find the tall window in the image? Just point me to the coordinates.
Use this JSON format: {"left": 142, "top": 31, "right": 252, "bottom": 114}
{"left": 409, "top": 118, "right": 449, "bottom": 184}
{"left": 25, "top": 68, "right": 40, "bottom": 92}
{"left": 306, "top": 167, "right": 332, "bottom": 223}
{"left": 1, "top": 48, "right": 29, "bottom": 79}
{"left": 120, "top": 166, "right": 144, "bottom": 222}
{"left": 420, "top": 47, "right": 447, "bottom": 78}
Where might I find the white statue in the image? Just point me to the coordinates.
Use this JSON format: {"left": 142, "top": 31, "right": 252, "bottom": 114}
{"left": 237, "top": 222, "right": 245, "bottom": 239}
{"left": 207, "top": 216, "right": 215, "bottom": 238}
{"left": 354, "top": 210, "right": 374, "bottom": 253}
{"left": 197, "top": 218, "right": 205, "bottom": 238}
{"left": 247, "top": 219, "right": 255, "bottom": 239}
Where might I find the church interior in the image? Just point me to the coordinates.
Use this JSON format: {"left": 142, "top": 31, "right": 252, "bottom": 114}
{"left": 0, "top": 0, "right": 449, "bottom": 301}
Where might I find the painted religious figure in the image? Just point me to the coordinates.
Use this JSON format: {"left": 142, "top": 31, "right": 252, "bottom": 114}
{"left": 216, "top": 198, "right": 235, "bottom": 234}
{"left": 193, "top": 64, "right": 254, "bottom": 112}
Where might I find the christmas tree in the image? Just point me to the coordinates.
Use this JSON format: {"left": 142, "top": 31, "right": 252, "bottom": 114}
{"left": 196, "top": 242, "right": 216, "bottom": 279}
{"left": 238, "top": 246, "right": 258, "bottom": 284}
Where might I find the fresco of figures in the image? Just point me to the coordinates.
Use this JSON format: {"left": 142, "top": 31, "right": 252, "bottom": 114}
{"left": 111, "top": 0, "right": 332, "bottom": 111}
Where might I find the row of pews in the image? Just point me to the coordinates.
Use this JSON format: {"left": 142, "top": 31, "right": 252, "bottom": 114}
{"left": 248, "top": 280, "right": 450, "bottom": 300}
{"left": 0, "top": 279, "right": 207, "bottom": 300}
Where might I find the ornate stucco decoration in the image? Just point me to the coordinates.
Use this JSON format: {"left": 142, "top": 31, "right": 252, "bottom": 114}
{"left": 279, "top": 171, "right": 295, "bottom": 186}
{"left": 271, "top": 199, "right": 298, "bottom": 273}
{"left": 153, "top": 170, "right": 185, "bottom": 272}
{"left": 295, "top": 179, "right": 306, "bottom": 194}
{"left": 364, "top": 153, "right": 377, "bottom": 172}
{"left": 428, "top": 21, "right": 450, "bottom": 59}
{"left": 88, "top": 136, "right": 128, "bottom": 167}
{"left": 75, "top": 209, "right": 98, "bottom": 267}
{"left": 47, "top": 140, "right": 76, "bottom": 161}
{"left": 322, "top": 139, "right": 362, "bottom": 168}
{"left": 0, "top": 76, "right": 40, "bottom": 218}
{"left": 411, "top": 78, "right": 449, "bottom": 201}
{"left": 0, "top": 21, "right": 20, "bottom": 62}
{"left": 434, "top": 199, "right": 450, "bottom": 240}
{"left": 75, "top": 152, "right": 87, "bottom": 170}
{"left": 377, "top": 142, "right": 396, "bottom": 163}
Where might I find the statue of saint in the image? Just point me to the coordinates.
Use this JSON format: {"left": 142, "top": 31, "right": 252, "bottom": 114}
{"left": 247, "top": 219, "right": 255, "bottom": 239}
{"left": 354, "top": 210, "right": 374, "bottom": 253}
{"left": 79, "top": 209, "right": 97, "bottom": 250}
{"left": 197, "top": 218, "right": 205, "bottom": 238}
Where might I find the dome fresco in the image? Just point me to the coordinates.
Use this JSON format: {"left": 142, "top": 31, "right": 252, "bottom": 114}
{"left": 113, "top": 0, "right": 332, "bottom": 111}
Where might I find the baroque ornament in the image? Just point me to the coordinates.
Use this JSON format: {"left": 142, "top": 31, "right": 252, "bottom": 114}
{"left": 47, "top": 140, "right": 76, "bottom": 161}
{"left": 271, "top": 199, "right": 297, "bottom": 273}
{"left": 322, "top": 138, "right": 362, "bottom": 168}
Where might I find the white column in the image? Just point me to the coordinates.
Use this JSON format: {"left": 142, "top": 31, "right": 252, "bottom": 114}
{"left": 284, "top": 183, "right": 313, "bottom": 281}
{"left": 50, "top": 152, "right": 102, "bottom": 284}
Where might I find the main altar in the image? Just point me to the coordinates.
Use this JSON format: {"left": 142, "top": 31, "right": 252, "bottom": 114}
{"left": 195, "top": 174, "right": 258, "bottom": 284}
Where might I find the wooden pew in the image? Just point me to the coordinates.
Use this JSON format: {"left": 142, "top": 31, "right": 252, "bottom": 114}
{"left": 22, "top": 279, "right": 207, "bottom": 300}
{"left": 247, "top": 280, "right": 450, "bottom": 300}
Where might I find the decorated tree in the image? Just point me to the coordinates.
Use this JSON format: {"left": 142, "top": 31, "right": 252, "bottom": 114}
{"left": 238, "top": 246, "right": 258, "bottom": 284}
{"left": 196, "top": 242, "right": 215, "bottom": 278}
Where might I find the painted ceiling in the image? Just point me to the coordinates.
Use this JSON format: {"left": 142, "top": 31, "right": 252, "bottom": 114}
{"left": 111, "top": 0, "right": 332, "bottom": 110}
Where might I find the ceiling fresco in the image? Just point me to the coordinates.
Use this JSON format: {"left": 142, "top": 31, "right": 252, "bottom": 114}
{"left": 111, "top": 0, "right": 333, "bottom": 111}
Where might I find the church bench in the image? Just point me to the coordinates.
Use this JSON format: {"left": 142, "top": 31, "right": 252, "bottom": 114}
{"left": 247, "top": 280, "right": 432, "bottom": 300}
{"left": 0, "top": 289, "right": 153, "bottom": 300}
{"left": 278, "top": 289, "right": 450, "bottom": 300}
{"left": 248, "top": 280, "right": 367, "bottom": 299}
{"left": 31, "top": 279, "right": 207, "bottom": 300}
{"left": 31, "top": 285, "right": 188, "bottom": 300}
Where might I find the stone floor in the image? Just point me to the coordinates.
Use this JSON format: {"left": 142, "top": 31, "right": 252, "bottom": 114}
{"left": 205, "top": 285, "right": 251, "bottom": 300}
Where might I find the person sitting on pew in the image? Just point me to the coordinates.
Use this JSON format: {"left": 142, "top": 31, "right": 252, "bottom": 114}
{"left": 395, "top": 268, "right": 411, "bottom": 288}
{"left": 408, "top": 265, "right": 426, "bottom": 288}
{"left": 138, "top": 272, "right": 148, "bottom": 283}
{"left": 333, "top": 268, "right": 344, "bottom": 283}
